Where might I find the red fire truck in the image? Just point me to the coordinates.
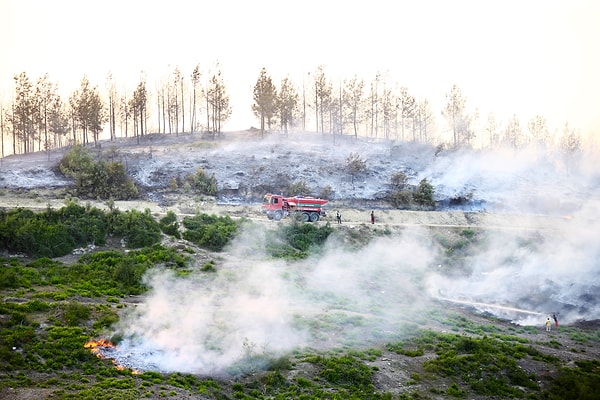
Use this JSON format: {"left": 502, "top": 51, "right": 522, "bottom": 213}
{"left": 262, "top": 193, "right": 328, "bottom": 222}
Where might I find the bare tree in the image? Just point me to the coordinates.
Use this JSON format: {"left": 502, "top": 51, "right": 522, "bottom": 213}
{"left": 503, "top": 114, "right": 524, "bottom": 149}
{"left": 276, "top": 76, "right": 299, "bottom": 136}
{"left": 106, "top": 72, "right": 117, "bottom": 140}
{"left": 252, "top": 67, "right": 277, "bottom": 137}
{"left": 397, "top": 87, "right": 415, "bottom": 141}
{"left": 172, "top": 67, "right": 182, "bottom": 135}
{"left": 48, "top": 94, "right": 69, "bottom": 149}
{"left": 414, "top": 99, "right": 435, "bottom": 144}
{"left": 313, "top": 65, "right": 331, "bottom": 135}
{"left": 484, "top": 113, "right": 500, "bottom": 149}
{"left": 1, "top": 104, "right": 5, "bottom": 158}
{"left": 130, "top": 79, "right": 148, "bottom": 142}
{"left": 381, "top": 86, "right": 396, "bottom": 140}
{"left": 368, "top": 73, "right": 381, "bottom": 137}
{"left": 528, "top": 115, "right": 549, "bottom": 152}
{"left": 12, "top": 72, "right": 35, "bottom": 154}
{"left": 206, "top": 65, "right": 231, "bottom": 137}
{"left": 343, "top": 75, "right": 364, "bottom": 139}
{"left": 70, "top": 76, "right": 107, "bottom": 147}
{"left": 560, "top": 122, "right": 581, "bottom": 175}
{"left": 191, "top": 64, "right": 201, "bottom": 133}
{"left": 119, "top": 91, "right": 130, "bottom": 138}
{"left": 35, "top": 74, "right": 57, "bottom": 155}
{"left": 442, "top": 84, "right": 472, "bottom": 147}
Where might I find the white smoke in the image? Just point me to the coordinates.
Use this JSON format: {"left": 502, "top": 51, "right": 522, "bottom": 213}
{"left": 110, "top": 224, "right": 437, "bottom": 374}
{"left": 425, "top": 147, "right": 600, "bottom": 325}
{"left": 108, "top": 145, "right": 599, "bottom": 374}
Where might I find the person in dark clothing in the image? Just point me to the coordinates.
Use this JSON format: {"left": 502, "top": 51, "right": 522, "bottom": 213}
{"left": 336, "top": 211, "right": 342, "bottom": 224}
{"left": 370, "top": 211, "right": 375, "bottom": 224}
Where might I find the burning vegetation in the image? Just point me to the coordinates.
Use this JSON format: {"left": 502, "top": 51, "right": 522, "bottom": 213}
{"left": 84, "top": 339, "right": 141, "bottom": 374}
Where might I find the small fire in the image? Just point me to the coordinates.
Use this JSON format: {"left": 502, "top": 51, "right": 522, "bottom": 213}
{"left": 84, "top": 338, "right": 115, "bottom": 355}
{"left": 84, "top": 339, "right": 141, "bottom": 374}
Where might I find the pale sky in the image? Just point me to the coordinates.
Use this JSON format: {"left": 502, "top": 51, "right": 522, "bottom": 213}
{"left": 1, "top": 0, "right": 599, "bottom": 137}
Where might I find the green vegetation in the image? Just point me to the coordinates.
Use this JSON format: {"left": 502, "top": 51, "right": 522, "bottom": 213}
{"left": 184, "top": 167, "right": 218, "bottom": 196}
{"left": 0, "top": 203, "right": 166, "bottom": 257}
{"left": 181, "top": 213, "right": 238, "bottom": 251}
{"left": 266, "top": 221, "right": 334, "bottom": 259}
{"left": 108, "top": 208, "right": 162, "bottom": 249}
{"left": 388, "top": 175, "right": 436, "bottom": 210}
{"left": 1, "top": 202, "right": 599, "bottom": 399}
{"left": 287, "top": 179, "right": 311, "bottom": 196}
{"left": 159, "top": 210, "right": 180, "bottom": 238}
{"left": 59, "top": 145, "right": 139, "bottom": 200}
{"left": 0, "top": 203, "right": 107, "bottom": 257}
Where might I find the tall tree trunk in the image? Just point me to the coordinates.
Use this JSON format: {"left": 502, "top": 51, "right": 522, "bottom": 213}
{"left": 181, "top": 79, "right": 185, "bottom": 134}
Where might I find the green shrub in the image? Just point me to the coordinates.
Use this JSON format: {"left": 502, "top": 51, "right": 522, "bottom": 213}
{"left": 266, "top": 221, "right": 334, "bottom": 260}
{"left": 185, "top": 168, "right": 217, "bottom": 195}
{"left": 288, "top": 180, "right": 311, "bottom": 196}
{"left": 159, "top": 211, "right": 180, "bottom": 238}
{"left": 182, "top": 213, "right": 237, "bottom": 251}
{"left": 63, "top": 302, "right": 91, "bottom": 326}
{"left": 58, "top": 145, "right": 138, "bottom": 200}
{"left": 388, "top": 189, "right": 414, "bottom": 209}
{"left": 543, "top": 360, "right": 600, "bottom": 399}
{"left": 414, "top": 178, "right": 435, "bottom": 208}
{"left": 308, "top": 354, "right": 374, "bottom": 389}
{"left": 0, "top": 204, "right": 108, "bottom": 257}
{"left": 108, "top": 209, "right": 161, "bottom": 249}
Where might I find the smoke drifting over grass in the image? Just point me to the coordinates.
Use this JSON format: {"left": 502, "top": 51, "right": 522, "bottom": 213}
{"left": 428, "top": 198, "right": 600, "bottom": 325}
{"left": 424, "top": 147, "right": 600, "bottom": 325}
{"left": 108, "top": 146, "right": 599, "bottom": 374}
{"left": 110, "top": 225, "right": 438, "bottom": 374}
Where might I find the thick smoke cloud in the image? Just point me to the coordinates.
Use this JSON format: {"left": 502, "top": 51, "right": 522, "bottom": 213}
{"left": 424, "top": 147, "right": 600, "bottom": 324}
{"left": 111, "top": 225, "right": 437, "bottom": 374}
{"left": 427, "top": 198, "right": 600, "bottom": 325}
{"left": 109, "top": 146, "right": 599, "bottom": 374}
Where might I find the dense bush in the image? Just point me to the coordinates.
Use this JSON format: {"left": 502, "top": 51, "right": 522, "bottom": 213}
{"left": 58, "top": 144, "right": 139, "bottom": 200}
{"left": 287, "top": 180, "right": 311, "bottom": 196}
{"left": 414, "top": 178, "right": 435, "bottom": 208}
{"left": 267, "top": 221, "right": 334, "bottom": 259}
{"left": 0, "top": 203, "right": 108, "bottom": 257}
{"left": 0, "top": 204, "right": 164, "bottom": 257}
{"left": 159, "top": 211, "right": 180, "bottom": 238}
{"left": 388, "top": 176, "right": 436, "bottom": 210}
{"left": 108, "top": 209, "right": 162, "bottom": 248}
{"left": 184, "top": 167, "right": 217, "bottom": 196}
{"left": 543, "top": 360, "right": 600, "bottom": 400}
{"left": 182, "top": 213, "right": 238, "bottom": 251}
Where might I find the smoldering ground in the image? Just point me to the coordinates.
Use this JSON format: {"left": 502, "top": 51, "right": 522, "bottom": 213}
{"left": 108, "top": 224, "right": 438, "bottom": 375}
{"left": 428, "top": 197, "right": 600, "bottom": 325}
{"left": 104, "top": 145, "right": 599, "bottom": 375}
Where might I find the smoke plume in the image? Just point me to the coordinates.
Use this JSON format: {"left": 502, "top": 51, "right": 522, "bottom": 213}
{"left": 109, "top": 146, "right": 599, "bottom": 374}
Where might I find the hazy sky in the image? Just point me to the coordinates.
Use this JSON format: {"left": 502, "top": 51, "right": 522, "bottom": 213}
{"left": 1, "top": 0, "right": 599, "bottom": 135}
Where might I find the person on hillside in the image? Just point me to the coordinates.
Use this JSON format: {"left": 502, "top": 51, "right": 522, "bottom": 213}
{"left": 552, "top": 313, "right": 559, "bottom": 328}
{"left": 545, "top": 317, "right": 552, "bottom": 332}
{"left": 336, "top": 211, "right": 342, "bottom": 224}
{"left": 370, "top": 211, "right": 375, "bottom": 224}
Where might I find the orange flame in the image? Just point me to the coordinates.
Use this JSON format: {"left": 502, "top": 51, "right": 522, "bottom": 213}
{"left": 84, "top": 339, "right": 115, "bottom": 356}
{"left": 84, "top": 339, "right": 141, "bottom": 374}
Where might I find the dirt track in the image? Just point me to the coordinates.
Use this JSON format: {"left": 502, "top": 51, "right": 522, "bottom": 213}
{"left": 0, "top": 190, "right": 571, "bottom": 233}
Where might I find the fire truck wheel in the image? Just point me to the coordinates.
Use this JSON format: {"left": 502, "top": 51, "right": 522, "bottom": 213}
{"left": 274, "top": 211, "right": 283, "bottom": 221}
{"left": 301, "top": 212, "right": 310, "bottom": 222}
{"left": 309, "top": 212, "right": 319, "bottom": 222}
